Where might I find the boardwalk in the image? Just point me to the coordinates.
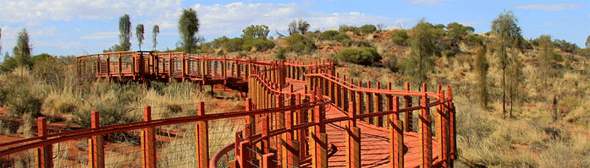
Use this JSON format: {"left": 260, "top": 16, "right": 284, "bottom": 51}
{"left": 1, "top": 51, "right": 455, "bottom": 168}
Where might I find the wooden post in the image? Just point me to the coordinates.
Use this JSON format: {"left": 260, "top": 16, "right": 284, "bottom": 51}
{"left": 404, "top": 82, "right": 413, "bottom": 132}
{"left": 420, "top": 83, "right": 432, "bottom": 168}
{"left": 375, "top": 82, "right": 382, "bottom": 127}
{"left": 90, "top": 111, "right": 104, "bottom": 168}
{"left": 365, "top": 81, "right": 372, "bottom": 124}
{"left": 246, "top": 98, "right": 255, "bottom": 139}
{"left": 195, "top": 101, "right": 209, "bottom": 168}
{"left": 389, "top": 97, "right": 404, "bottom": 168}
{"left": 239, "top": 140, "right": 251, "bottom": 168}
{"left": 262, "top": 116, "right": 270, "bottom": 154}
{"left": 447, "top": 85, "right": 456, "bottom": 164}
{"left": 262, "top": 153, "right": 276, "bottom": 168}
{"left": 142, "top": 106, "right": 156, "bottom": 168}
{"left": 346, "top": 102, "right": 360, "bottom": 168}
{"left": 37, "top": 117, "right": 53, "bottom": 168}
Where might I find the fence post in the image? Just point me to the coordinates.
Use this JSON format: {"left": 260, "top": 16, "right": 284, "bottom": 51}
{"left": 262, "top": 153, "right": 276, "bottom": 168}
{"left": 436, "top": 85, "right": 448, "bottom": 167}
{"left": 90, "top": 111, "right": 104, "bottom": 168}
{"left": 195, "top": 101, "right": 209, "bottom": 168}
{"left": 389, "top": 97, "right": 404, "bottom": 168}
{"left": 365, "top": 81, "right": 372, "bottom": 124}
{"left": 375, "top": 82, "right": 382, "bottom": 127}
{"left": 346, "top": 102, "right": 360, "bottom": 168}
{"left": 262, "top": 116, "right": 270, "bottom": 154}
{"left": 404, "top": 82, "right": 413, "bottom": 132}
{"left": 447, "top": 85, "right": 456, "bottom": 165}
{"left": 420, "top": 84, "right": 433, "bottom": 168}
{"left": 37, "top": 117, "right": 53, "bottom": 168}
{"left": 142, "top": 106, "right": 156, "bottom": 168}
{"left": 240, "top": 140, "right": 251, "bottom": 168}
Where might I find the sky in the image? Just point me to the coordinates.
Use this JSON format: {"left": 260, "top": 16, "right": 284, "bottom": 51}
{"left": 0, "top": 0, "right": 588, "bottom": 57}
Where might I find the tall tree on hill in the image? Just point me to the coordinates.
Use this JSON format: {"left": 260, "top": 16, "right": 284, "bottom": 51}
{"left": 152, "top": 25, "right": 159, "bottom": 50}
{"left": 585, "top": 35, "right": 590, "bottom": 48}
{"left": 491, "top": 10, "right": 522, "bottom": 118}
{"left": 404, "top": 18, "right": 436, "bottom": 86}
{"left": 178, "top": 8, "right": 200, "bottom": 53}
{"left": 538, "top": 35, "right": 553, "bottom": 88}
{"left": 475, "top": 45, "right": 489, "bottom": 108}
{"left": 136, "top": 24, "right": 144, "bottom": 51}
{"left": 288, "top": 19, "right": 310, "bottom": 35}
{"left": 13, "top": 29, "right": 32, "bottom": 68}
{"left": 507, "top": 51, "right": 524, "bottom": 118}
{"left": 119, "top": 14, "right": 132, "bottom": 51}
{"left": 242, "top": 25, "right": 270, "bottom": 39}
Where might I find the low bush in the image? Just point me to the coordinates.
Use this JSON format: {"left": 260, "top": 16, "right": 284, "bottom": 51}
{"left": 242, "top": 38, "right": 275, "bottom": 52}
{"left": 338, "top": 25, "right": 359, "bottom": 35}
{"left": 359, "top": 24, "right": 377, "bottom": 35}
{"left": 284, "top": 33, "right": 316, "bottom": 54}
{"left": 390, "top": 29, "right": 409, "bottom": 46}
{"left": 336, "top": 47, "right": 382, "bottom": 66}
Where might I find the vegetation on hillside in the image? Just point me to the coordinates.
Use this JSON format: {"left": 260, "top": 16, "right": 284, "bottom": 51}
{"left": 2, "top": 7, "right": 590, "bottom": 168}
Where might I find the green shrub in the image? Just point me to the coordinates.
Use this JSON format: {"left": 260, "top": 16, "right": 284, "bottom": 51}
{"left": 359, "top": 24, "right": 377, "bottom": 34}
{"left": 242, "top": 38, "right": 275, "bottom": 52}
{"left": 552, "top": 52, "right": 564, "bottom": 62}
{"left": 334, "top": 33, "right": 349, "bottom": 42}
{"left": 4, "top": 81, "right": 44, "bottom": 118}
{"left": 275, "top": 47, "right": 286, "bottom": 60}
{"left": 338, "top": 25, "right": 359, "bottom": 35}
{"left": 390, "top": 29, "right": 409, "bottom": 46}
{"left": 284, "top": 33, "right": 316, "bottom": 54}
{"left": 336, "top": 47, "right": 382, "bottom": 66}
{"left": 223, "top": 38, "right": 245, "bottom": 52}
{"left": 74, "top": 103, "right": 141, "bottom": 143}
{"left": 465, "top": 34, "right": 483, "bottom": 47}
{"left": 321, "top": 30, "right": 339, "bottom": 40}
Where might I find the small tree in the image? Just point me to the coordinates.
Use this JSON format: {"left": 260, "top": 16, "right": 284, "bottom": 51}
{"left": 136, "top": 24, "right": 144, "bottom": 51}
{"left": 475, "top": 46, "right": 489, "bottom": 108}
{"left": 288, "top": 20, "right": 297, "bottom": 35}
{"left": 507, "top": 51, "right": 524, "bottom": 118}
{"left": 178, "top": 8, "right": 200, "bottom": 53}
{"left": 152, "top": 25, "right": 159, "bottom": 50}
{"left": 242, "top": 25, "right": 270, "bottom": 39}
{"left": 404, "top": 18, "right": 436, "bottom": 86}
{"left": 288, "top": 19, "right": 310, "bottom": 35}
{"left": 13, "top": 29, "right": 32, "bottom": 68}
{"left": 586, "top": 35, "right": 590, "bottom": 48}
{"left": 118, "top": 14, "right": 132, "bottom": 51}
{"left": 491, "top": 10, "right": 522, "bottom": 117}
{"left": 538, "top": 35, "right": 553, "bottom": 88}
{"left": 297, "top": 19, "right": 310, "bottom": 34}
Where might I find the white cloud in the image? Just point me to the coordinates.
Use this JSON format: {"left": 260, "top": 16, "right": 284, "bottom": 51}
{"left": 0, "top": 0, "right": 182, "bottom": 23}
{"left": 81, "top": 32, "right": 119, "bottom": 40}
{"left": 189, "top": 2, "right": 404, "bottom": 35}
{"left": 513, "top": 4, "right": 581, "bottom": 11}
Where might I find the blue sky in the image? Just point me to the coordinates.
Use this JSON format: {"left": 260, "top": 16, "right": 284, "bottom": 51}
{"left": 0, "top": 0, "right": 588, "bottom": 57}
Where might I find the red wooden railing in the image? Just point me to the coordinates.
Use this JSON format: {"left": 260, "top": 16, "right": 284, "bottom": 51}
{"left": 1, "top": 51, "right": 456, "bottom": 168}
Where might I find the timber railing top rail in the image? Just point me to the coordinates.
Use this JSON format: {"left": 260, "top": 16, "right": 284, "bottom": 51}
{"left": 0, "top": 99, "right": 331, "bottom": 157}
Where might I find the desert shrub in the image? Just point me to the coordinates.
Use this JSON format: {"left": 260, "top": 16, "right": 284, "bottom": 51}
{"left": 74, "top": 103, "right": 140, "bottom": 143}
{"left": 284, "top": 33, "right": 316, "bottom": 54}
{"left": 4, "top": 80, "right": 44, "bottom": 118}
{"left": 383, "top": 55, "right": 400, "bottom": 73}
{"left": 390, "top": 29, "right": 409, "bottom": 46}
{"left": 223, "top": 38, "right": 245, "bottom": 52}
{"left": 465, "top": 34, "right": 483, "bottom": 47}
{"left": 274, "top": 47, "right": 286, "bottom": 60}
{"left": 338, "top": 25, "right": 359, "bottom": 35}
{"left": 359, "top": 24, "right": 377, "bottom": 34}
{"left": 321, "top": 30, "right": 339, "bottom": 40}
{"left": 166, "top": 104, "right": 183, "bottom": 114}
{"left": 336, "top": 47, "right": 381, "bottom": 66}
{"left": 242, "top": 38, "right": 275, "bottom": 52}
{"left": 551, "top": 52, "right": 564, "bottom": 62}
